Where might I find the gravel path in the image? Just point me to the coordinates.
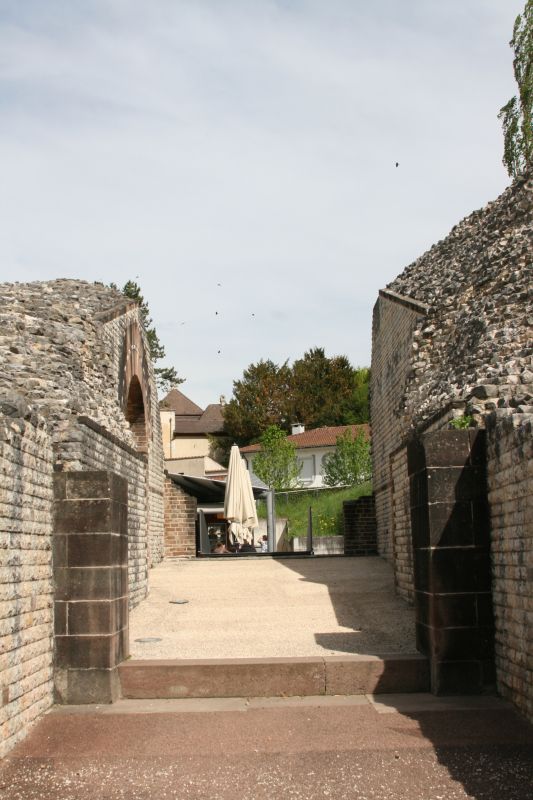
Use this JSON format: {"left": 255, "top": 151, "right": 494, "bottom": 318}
{"left": 129, "top": 556, "right": 417, "bottom": 659}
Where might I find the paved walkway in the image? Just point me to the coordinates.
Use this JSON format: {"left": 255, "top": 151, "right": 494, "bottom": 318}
{"left": 2, "top": 695, "right": 532, "bottom": 799}
{"left": 129, "top": 556, "right": 417, "bottom": 659}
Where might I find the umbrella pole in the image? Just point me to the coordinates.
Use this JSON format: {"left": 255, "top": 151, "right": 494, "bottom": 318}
{"left": 266, "top": 489, "right": 276, "bottom": 553}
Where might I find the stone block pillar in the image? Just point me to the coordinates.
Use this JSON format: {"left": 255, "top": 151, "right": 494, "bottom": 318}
{"left": 408, "top": 430, "right": 494, "bottom": 694}
{"left": 53, "top": 471, "right": 129, "bottom": 704}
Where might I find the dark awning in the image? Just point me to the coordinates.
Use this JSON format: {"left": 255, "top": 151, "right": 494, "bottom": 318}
{"left": 166, "top": 472, "right": 268, "bottom": 504}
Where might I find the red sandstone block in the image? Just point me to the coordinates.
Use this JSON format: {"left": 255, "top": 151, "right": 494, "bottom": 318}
{"left": 119, "top": 658, "right": 325, "bottom": 699}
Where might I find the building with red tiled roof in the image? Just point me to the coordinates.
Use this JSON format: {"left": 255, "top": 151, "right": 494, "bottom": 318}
{"left": 160, "top": 389, "right": 226, "bottom": 476}
{"left": 241, "top": 423, "right": 370, "bottom": 488}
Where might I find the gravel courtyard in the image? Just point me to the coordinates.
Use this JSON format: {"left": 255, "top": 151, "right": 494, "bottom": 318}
{"left": 129, "top": 556, "right": 417, "bottom": 660}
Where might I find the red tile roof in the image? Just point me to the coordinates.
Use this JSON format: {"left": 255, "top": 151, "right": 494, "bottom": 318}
{"left": 160, "top": 389, "right": 203, "bottom": 416}
{"left": 240, "top": 424, "right": 370, "bottom": 453}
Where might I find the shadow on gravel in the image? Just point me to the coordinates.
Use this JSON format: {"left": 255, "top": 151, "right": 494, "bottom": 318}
{"left": 278, "top": 555, "right": 533, "bottom": 800}
{"left": 377, "top": 703, "right": 533, "bottom": 800}
{"left": 276, "top": 554, "right": 417, "bottom": 655}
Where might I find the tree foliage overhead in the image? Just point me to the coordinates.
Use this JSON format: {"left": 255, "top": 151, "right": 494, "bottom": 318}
{"left": 498, "top": 0, "right": 532, "bottom": 178}
{"left": 221, "top": 349, "right": 370, "bottom": 446}
{"left": 120, "top": 280, "right": 184, "bottom": 394}
{"left": 322, "top": 428, "right": 372, "bottom": 488}
{"left": 252, "top": 425, "right": 301, "bottom": 491}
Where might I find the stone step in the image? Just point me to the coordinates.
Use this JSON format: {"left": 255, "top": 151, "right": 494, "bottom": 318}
{"left": 119, "top": 654, "right": 429, "bottom": 699}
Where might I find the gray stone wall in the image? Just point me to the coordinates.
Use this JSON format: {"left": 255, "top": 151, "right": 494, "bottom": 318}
{"left": 370, "top": 291, "right": 427, "bottom": 561}
{"left": 486, "top": 411, "right": 532, "bottom": 722}
{"left": 371, "top": 172, "right": 532, "bottom": 593}
{"left": 0, "top": 404, "right": 54, "bottom": 759}
{"left": 0, "top": 279, "right": 167, "bottom": 755}
{"left": 388, "top": 172, "right": 532, "bottom": 429}
{"left": 0, "top": 280, "right": 165, "bottom": 607}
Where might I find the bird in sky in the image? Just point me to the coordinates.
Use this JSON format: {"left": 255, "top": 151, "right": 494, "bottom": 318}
{"left": 395, "top": 162, "right": 399, "bottom": 167}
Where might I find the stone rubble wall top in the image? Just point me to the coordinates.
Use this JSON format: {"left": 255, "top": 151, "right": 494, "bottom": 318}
{"left": 0, "top": 279, "right": 142, "bottom": 443}
{"left": 388, "top": 171, "right": 531, "bottom": 307}
{"left": 383, "top": 172, "right": 532, "bottom": 428}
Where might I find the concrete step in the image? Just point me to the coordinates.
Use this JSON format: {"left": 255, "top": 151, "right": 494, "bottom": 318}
{"left": 119, "top": 654, "right": 429, "bottom": 699}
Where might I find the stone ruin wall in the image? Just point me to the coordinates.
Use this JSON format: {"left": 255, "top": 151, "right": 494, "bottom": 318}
{"left": 371, "top": 172, "right": 532, "bottom": 717}
{"left": 370, "top": 292, "right": 427, "bottom": 600}
{"left": 0, "top": 404, "right": 54, "bottom": 759}
{"left": 372, "top": 173, "right": 532, "bottom": 585}
{"left": 98, "top": 303, "right": 164, "bottom": 570}
{"left": 0, "top": 280, "right": 166, "bottom": 755}
{"left": 389, "top": 171, "right": 532, "bottom": 429}
{"left": 486, "top": 411, "right": 532, "bottom": 723}
{"left": 0, "top": 281, "right": 165, "bottom": 608}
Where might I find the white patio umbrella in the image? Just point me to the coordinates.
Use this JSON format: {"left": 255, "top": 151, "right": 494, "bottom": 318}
{"left": 224, "top": 444, "right": 258, "bottom": 544}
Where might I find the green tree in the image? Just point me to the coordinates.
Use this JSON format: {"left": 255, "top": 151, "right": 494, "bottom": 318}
{"left": 291, "top": 348, "right": 369, "bottom": 428}
{"left": 252, "top": 425, "right": 301, "bottom": 490}
{"left": 120, "top": 281, "right": 184, "bottom": 393}
{"left": 498, "top": 1, "right": 532, "bottom": 177}
{"left": 351, "top": 367, "right": 371, "bottom": 424}
{"left": 322, "top": 428, "right": 371, "bottom": 487}
{"left": 221, "top": 350, "right": 370, "bottom": 447}
{"left": 222, "top": 360, "right": 292, "bottom": 445}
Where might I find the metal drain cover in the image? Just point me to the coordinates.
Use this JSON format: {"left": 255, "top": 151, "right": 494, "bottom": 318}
{"left": 134, "top": 637, "right": 162, "bottom": 643}
{"left": 169, "top": 599, "right": 189, "bottom": 604}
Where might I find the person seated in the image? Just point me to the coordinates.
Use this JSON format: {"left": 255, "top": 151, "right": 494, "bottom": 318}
{"left": 212, "top": 540, "right": 229, "bottom": 554}
{"left": 240, "top": 539, "right": 255, "bottom": 552}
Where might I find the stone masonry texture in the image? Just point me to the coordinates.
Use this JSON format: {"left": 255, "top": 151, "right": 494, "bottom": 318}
{"left": 371, "top": 171, "right": 532, "bottom": 718}
{"left": 0, "top": 404, "right": 54, "bottom": 759}
{"left": 0, "top": 279, "right": 166, "bottom": 756}
{"left": 371, "top": 171, "right": 532, "bottom": 561}
{"left": 486, "top": 412, "right": 532, "bottom": 722}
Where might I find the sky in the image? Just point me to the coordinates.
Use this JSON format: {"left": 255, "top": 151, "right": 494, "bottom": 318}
{"left": 0, "top": 0, "right": 524, "bottom": 407}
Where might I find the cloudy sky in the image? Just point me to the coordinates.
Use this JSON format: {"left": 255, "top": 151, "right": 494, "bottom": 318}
{"left": 0, "top": 0, "right": 523, "bottom": 406}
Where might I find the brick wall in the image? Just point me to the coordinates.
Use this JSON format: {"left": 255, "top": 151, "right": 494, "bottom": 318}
{"left": 390, "top": 447, "right": 414, "bottom": 602}
{"left": 343, "top": 496, "right": 377, "bottom": 556}
{"left": 486, "top": 411, "right": 532, "bottom": 722}
{"left": 370, "top": 291, "right": 427, "bottom": 562}
{"left": 0, "top": 408, "right": 54, "bottom": 759}
{"left": 164, "top": 478, "right": 197, "bottom": 557}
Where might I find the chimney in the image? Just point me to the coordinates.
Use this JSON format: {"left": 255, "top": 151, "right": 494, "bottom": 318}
{"left": 291, "top": 423, "right": 305, "bottom": 435}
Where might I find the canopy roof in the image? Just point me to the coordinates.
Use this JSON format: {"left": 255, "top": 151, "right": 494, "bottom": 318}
{"left": 167, "top": 472, "right": 267, "bottom": 504}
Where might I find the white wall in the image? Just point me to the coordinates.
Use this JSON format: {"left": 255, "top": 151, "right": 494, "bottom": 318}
{"left": 243, "top": 446, "right": 335, "bottom": 488}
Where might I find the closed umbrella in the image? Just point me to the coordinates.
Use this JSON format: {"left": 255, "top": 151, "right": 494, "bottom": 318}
{"left": 224, "top": 444, "right": 258, "bottom": 545}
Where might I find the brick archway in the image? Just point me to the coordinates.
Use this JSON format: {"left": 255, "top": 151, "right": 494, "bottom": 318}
{"left": 118, "top": 320, "right": 152, "bottom": 450}
{"left": 126, "top": 375, "right": 148, "bottom": 452}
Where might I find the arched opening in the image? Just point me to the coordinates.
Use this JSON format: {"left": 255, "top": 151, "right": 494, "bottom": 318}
{"left": 126, "top": 375, "right": 147, "bottom": 452}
